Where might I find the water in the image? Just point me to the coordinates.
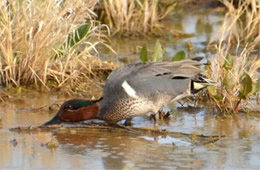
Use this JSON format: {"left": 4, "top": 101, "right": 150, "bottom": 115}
{"left": 1, "top": 8, "right": 260, "bottom": 170}
{"left": 100, "top": 8, "right": 223, "bottom": 64}
{"left": 0, "top": 90, "right": 259, "bottom": 169}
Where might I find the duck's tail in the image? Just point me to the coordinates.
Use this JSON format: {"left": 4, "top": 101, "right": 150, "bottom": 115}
{"left": 191, "top": 73, "right": 215, "bottom": 94}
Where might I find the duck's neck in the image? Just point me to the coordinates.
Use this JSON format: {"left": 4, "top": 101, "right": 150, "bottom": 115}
{"left": 80, "top": 103, "right": 100, "bottom": 120}
{"left": 60, "top": 102, "right": 100, "bottom": 122}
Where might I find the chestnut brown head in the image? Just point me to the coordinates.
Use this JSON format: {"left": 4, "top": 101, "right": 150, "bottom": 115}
{"left": 42, "top": 99, "right": 99, "bottom": 126}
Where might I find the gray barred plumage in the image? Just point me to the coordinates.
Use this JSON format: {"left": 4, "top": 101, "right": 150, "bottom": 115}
{"left": 98, "top": 60, "right": 213, "bottom": 122}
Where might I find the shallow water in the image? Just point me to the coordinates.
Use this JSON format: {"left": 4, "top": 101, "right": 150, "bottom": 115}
{"left": 1, "top": 8, "right": 260, "bottom": 170}
{"left": 0, "top": 92, "right": 259, "bottom": 169}
{"left": 100, "top": 8, "right": 223, "bottom": 64}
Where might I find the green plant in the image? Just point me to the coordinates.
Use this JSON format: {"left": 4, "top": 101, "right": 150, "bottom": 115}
{"left": 207, "top": 49, "right": 259, "bottom": 113}
{"left": 140, "top": 41, "right": 188, "bottom": 62}
{"left": 172, "top": 51, "right": 186, "bottom": 61}
{"left": 140, "top": 40, "right": 165, "bottom": 62}
{"left": 207, "top": 0, "right": 260, "bottom": 113}
{"left": 53, "top": 21, "right": 91, "bottom": 60}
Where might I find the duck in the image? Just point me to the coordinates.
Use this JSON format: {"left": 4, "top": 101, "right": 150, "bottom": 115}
{"left": 43, "top": 60, "right": 213, "bottom": 126}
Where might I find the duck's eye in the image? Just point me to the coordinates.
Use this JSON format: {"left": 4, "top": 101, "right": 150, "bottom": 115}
{"left": 64, "top": 104, "right": 73, "bottom": 110}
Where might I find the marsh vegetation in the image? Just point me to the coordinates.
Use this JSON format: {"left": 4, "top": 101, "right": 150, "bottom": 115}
{"left": 0, "top": 0, "right": 114, "bottom": 94}
{"left": 0, "top": 0, "right": 259, "bottom": 169}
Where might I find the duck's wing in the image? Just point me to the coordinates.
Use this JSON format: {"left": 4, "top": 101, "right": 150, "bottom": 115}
{"left": 103, "top": 60, "right": 210, "bottom": 102}
{"left": 106, "top": 60, "right": 201, "bottom": 81}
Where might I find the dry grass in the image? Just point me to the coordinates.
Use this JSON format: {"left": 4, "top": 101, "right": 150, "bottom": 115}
{"left": 0, "top": 0, "right": 114, "bottom": 94}
{"left": 220, "top": 0, "right": 260, "bottom": 46}
{"left": 100, "top": 0, "right": 177, "bottom": 36}
{"left": 207, "top": 0, "right": 260, "bottom": 113}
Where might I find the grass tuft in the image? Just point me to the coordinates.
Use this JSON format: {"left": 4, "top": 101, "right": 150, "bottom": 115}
{"left": 207, "top": 0, "right": 260, "bottom": 114}
{"left": 99, "top": 0, "right": 177, "bottom": 36}
{"left": 0, "top": 0, "right": 114, "bottom": 94}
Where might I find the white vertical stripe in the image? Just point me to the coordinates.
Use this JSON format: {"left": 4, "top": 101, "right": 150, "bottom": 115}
{"left": 122, "top": 80, "right": 138, "bottom": 98}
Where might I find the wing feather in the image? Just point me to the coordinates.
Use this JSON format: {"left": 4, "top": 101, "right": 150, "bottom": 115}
{"left": 103, "top": 60, "right": 203, "bottom": 99}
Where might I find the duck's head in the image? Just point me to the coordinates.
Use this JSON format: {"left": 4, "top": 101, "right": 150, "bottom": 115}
{"left": 42, "top": 99, "right": 100, "bottom": 126}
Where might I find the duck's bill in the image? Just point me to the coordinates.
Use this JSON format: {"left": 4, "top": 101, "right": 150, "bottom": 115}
{"left": 42, "top": 114, "right": 63, "bottom": 126}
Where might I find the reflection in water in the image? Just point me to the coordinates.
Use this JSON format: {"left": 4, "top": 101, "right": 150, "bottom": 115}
{"left": 141, "top": 136, "right": 192, "bottom": 146}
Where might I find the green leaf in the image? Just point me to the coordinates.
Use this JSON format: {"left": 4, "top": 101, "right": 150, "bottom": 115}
{"left": 213, "top": 94, "right": 222, "bottom": 101}
{"left": 172, "top": 51, "right": 186, "bottom": 61}
{"left": 207, "top": 86, "right": 217, "bottom": 96}
{"left": 223, "top": 71, "right": 235, "bottom": 89}
{"left": 223, "top": 54, "right": 232, "bottom": 70}
{"left": 140, "top": 44, "right": 148, "bottom": 62}
{"left": 252, "top": 79, "right": 260, "bottom": 94}
{"left": 152, "top": 40, "right": 164, "bottom": 62}
{"left": 67, "top": 22, "right": 90, "bottom": 47}
{"left": 223, "top": 73, "right": 230, "bottom": 88}
{"left": 52, "top": 22, "right": 90, "bottom": 60}
{"left": 207, "top": 86, "right": 222, "bottom": 101}
{"left": 238, "top": 73, "right": 253, "bottom": 99}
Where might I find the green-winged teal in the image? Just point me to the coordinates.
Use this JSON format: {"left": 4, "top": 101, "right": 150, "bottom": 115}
{"left": 43, "top": 60, "right": 213, "bottom": 125}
